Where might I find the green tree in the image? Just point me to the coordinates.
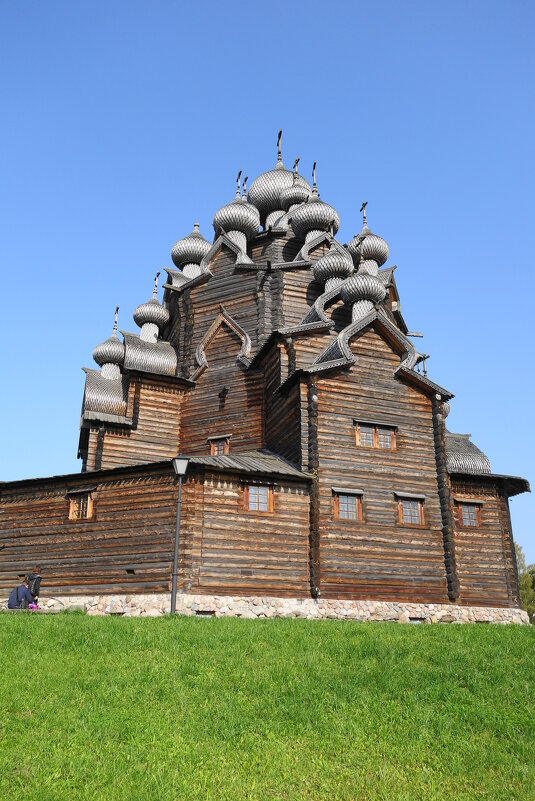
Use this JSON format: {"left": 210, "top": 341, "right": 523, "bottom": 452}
{"left": 515, "top": 542, "right": 535, "bottom": 622}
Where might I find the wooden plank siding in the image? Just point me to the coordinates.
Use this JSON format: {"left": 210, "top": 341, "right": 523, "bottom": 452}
{"left": 451, "top": 477, "right": 519, "bottom": 608}
{"left": 180, "top": 323, "right": 264, "bottom": 454}
{"left": 95, "top": 376, "right": 184, "bottom": 469}
{"left": 263, "top": 343, "right": 303, "bottom": 467}
{"left": 0, "top": 466, "right": 177, "bottom": 596}
{"left": 186, "top": 473, "right": 310, "bottom": 597}
{"left": 0, "top": 465, "right": 310, "bottom": 599}
{"left": 314, "top": 325, "right": 450, "bottom": 602}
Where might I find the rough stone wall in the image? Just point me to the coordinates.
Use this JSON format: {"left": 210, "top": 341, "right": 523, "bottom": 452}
{"left": 1, "top": 592, "right": 528, "bottom": 624}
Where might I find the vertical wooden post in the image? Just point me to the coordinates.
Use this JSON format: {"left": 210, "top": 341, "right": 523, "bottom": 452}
{"left": 432, "top": 396, "right": 460, "bottom": 603}
{"left": 307, "top": 376, "right": 321, "bottom": 598}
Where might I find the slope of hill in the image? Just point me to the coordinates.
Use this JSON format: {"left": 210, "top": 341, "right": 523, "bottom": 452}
{"left": 1, "top": 615, "right": 534, "bottom": 800}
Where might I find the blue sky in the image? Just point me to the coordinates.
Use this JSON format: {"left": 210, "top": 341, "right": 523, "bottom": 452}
{"left": 1, "top": 1, "right": 534, "bottom": 560}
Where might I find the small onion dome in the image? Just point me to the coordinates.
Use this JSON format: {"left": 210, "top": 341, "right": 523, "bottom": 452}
{"left": 347, "top": 204, "right": 389, "bottom": 267}
{"left": 280, "top": 162, "right": 312, "bottom": 212}
{"left": 93, "top": 306, "right": 125, "bottom": 367}
{"left": 313, "top": 244, "right": 354, "bottom": 286}
{"left": 134, "top": 296, "right": 170, "bottom": 329}
{"left": 213, "top": 176, "right": 260, "bottom": 242}
{"left": 340, "top": 273, "right": 387, "bottom": 306}
{"left": 248, "top": 131, "right": 311, "bottom": 222}
{"left": 134, "top": 273, "right": 170, "bottom": 329}
{"left": 93, "top": 332, "right": 124, "bottom": 367}
{"left": 291, "top": 161, "right": 339, "bottom": 241}
{"left": 442, "top": 400, "right": 451, "bottom": 418}
{"left": 291, "top": 193, "right": 340, "bottom": 240}
{"left": 171, "top": 223, "right": 211, "bottom": 269}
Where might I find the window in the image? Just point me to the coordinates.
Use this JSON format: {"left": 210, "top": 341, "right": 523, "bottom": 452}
{"left": 208, "top": 436, "right": 230, "bottom": 456}
{"left": 245, "top": 484, "right": 273, "bottom": 513}
{"left": 355, "top": 421, "right": 396, "bottom": 450}
{"left": 333, "top": 489, "right": 363, "bottom": 521}
{"left": 456, "top": 502, "right": 481, "bottom": 528}
{"left": 397, "top": 497, "right": 424, "bottom": 526}
{"left": 68, "top": 492, "right": 93, "bottom": 521}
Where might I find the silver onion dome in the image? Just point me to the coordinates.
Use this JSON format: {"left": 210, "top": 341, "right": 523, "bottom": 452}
{"left": 340, "top": 273, "right": 387, "bottom": 306}
{"left": 248, "top": 132, "right": 311, "bottom": 223}
{"left": 171, "top": 223, "right": 211, "bottom": 269}
{"left": 291, "top": 163, "right": 340, "bottom": 241}
{"left": 133, "top": 273, "right": 170, "bottom": 329}
{"left": 347, "top": 203, "right": 389, "bottom": 267}
{"left": 213, "top": 172, "right": 260, "bottom": 242}
{"left": 93, "top": 307, "right": 125, "bottom": 367}
{"left": 280, "top": 159, "right": 312, "bottom": 212}
{"left": 313, "top": 243, "right": 354, "bottom": 289}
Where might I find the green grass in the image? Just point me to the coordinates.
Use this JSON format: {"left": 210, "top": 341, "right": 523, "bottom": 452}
{"left": 1, "top": 615, "right": 534, "bottom": 801}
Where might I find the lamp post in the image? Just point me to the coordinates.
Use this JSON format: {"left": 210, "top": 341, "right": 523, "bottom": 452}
{"left": 171, "top": 456, "right": 189, "bottom": 614}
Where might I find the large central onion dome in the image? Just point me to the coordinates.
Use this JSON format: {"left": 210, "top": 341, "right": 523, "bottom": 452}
{"left": 313, "top": 242, "right": 354, "bottom": 291}
{"left": 93, "top": 306, "right": 125, "bottom": 379}
{"left": 171, "top": 223, "right": 211, "bottom": 278}
{"left": 213, "top": 171, "right": 260, "bottom": 252}
{"left": 134, "top": 273, "right": 170, "bottom": 342}
{"left": 291, "top": 163, "right": 340, "bottom": 242}
{"left": 248, "top": 131, "right": 311, "bottom": 226}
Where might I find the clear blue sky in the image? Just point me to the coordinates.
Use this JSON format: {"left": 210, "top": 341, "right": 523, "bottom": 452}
{"left": 1, "top": 1, "right": 534, "bottom": 560}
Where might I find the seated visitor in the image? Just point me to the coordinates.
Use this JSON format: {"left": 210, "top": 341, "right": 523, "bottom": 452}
{"left": 8, "top": 578, "right": 35, "bottom": 610}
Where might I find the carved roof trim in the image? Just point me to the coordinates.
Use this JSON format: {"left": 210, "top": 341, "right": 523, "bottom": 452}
{"left": 193, "top": 305, "right": 252, "bottom": 380}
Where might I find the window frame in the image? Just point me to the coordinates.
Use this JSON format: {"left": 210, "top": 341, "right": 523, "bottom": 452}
{"left": 68, "top": 491, "right": 94, "bottom": 522}
{"left": 455, "top": 501, "right": 482, "bottom": 528}
{"left": 332, "top": 489, "right": 363, "bottom": 522}
{"left": 396, "top": 496, "right": 425, "bottom": 527}
{"left": 243, "top": 483, "right": 274, "bottom": 515}
{"left": 208, "top": 435, "right": 230, "bottom": 456}
{"left": 354, "top": 421, "right": 397, "bottom": 451}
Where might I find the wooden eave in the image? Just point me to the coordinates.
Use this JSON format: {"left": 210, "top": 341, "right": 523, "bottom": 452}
{"left": 449, "top": 472, "right": 530, "bottom": 498}
{"left": 126, "top": 369, "right": 195, "bottom": 388}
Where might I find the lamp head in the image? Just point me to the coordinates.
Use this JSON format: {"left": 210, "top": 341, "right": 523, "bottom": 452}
{"left": 172, "top": 456, "right": 189, "bottom": 476}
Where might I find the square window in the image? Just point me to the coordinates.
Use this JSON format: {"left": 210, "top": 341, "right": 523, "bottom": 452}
{"left": 210, "top": 438, "right": 228, "bottom": 456}
{"left": 338, "top": 494, "right": 358, "bottom": 520}
{"left": 400, "top": 499, "right": 423, "bottom": 526}
{"left": 334, "top": 492, "right": 362, "bottom": 521}
{"left": 247, "top": 485, "right": 271, "bottom": 512}
{"left": 459, "top": 503, "right": 480, "bottom": 527}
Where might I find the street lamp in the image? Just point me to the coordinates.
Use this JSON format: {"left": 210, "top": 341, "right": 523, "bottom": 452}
{"left": 171, "top": 456, "right": 189, "bottom": 613}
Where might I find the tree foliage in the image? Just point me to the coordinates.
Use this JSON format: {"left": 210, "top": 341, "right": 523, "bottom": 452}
{"left": 515, "top": 542, "right": 535, "bottom": 622}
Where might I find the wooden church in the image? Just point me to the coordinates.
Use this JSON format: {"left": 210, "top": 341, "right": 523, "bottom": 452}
{"left": 0, "top": 134, "right": 529, "bottom": 612}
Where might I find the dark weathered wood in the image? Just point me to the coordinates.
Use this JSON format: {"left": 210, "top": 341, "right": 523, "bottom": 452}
{"left": 2, "top": 229, "right": 525, "bottom": 607}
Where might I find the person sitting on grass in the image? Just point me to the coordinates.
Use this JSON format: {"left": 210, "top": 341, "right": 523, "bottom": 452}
{"left": 8, "top": 578, "right": 35, "bottom": 610}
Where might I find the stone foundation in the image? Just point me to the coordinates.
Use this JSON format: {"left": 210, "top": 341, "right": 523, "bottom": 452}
{"left": 1, "top": 592, "right": 529, "bottom": 624}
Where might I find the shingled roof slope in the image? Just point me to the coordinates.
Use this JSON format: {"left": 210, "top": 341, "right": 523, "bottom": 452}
{"left": 445, "top": 431, "right": 491, "bottom": 475}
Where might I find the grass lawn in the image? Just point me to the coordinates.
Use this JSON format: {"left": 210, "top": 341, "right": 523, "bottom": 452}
{"left": 1, "top": 615, "right": 534, "bottom": 800}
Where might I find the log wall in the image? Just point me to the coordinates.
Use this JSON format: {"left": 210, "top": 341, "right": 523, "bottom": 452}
{"left": 96, "top": 376, "right": 184, "bottom": 469}
{"left": 0, "top": 466, "right": 177, "bottom": 596}
{"left": 183, "top": 472, "right": 310, "bottom": 597}
{"left": 180, "top": 324, "right": 264, "bottom": 454}
{"left": 0, "top": 465, "right": 310, "bottom": 600}
{"left": 451, "top": 476, "right": 519, "bottom": 607}
{"left": 315, "top": 326, "right": 450, "bottom": 603}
